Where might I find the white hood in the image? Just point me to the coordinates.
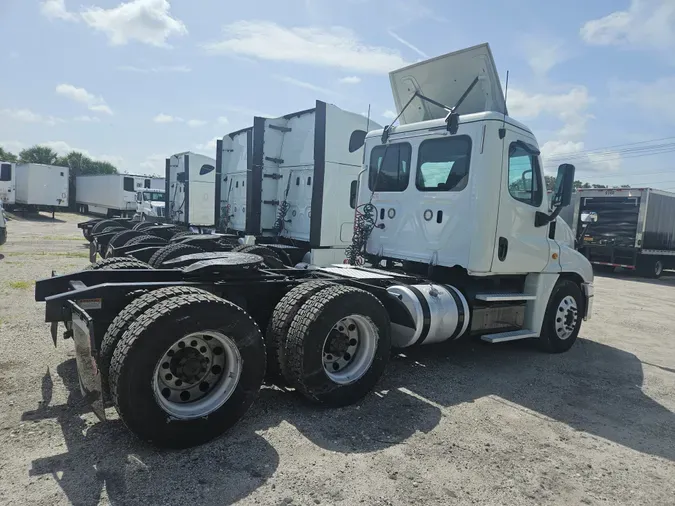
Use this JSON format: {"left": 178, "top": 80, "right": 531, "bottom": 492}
{"left": 389, "top": 43, "right": 507, "bottom": 125}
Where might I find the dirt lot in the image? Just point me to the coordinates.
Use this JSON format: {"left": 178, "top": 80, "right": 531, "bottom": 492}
{"left": 0, "top": 212, "right": 673, "bottom": 506}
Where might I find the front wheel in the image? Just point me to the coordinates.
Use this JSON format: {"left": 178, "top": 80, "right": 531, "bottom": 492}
{"left": 109, "top": 291, "right": 266, "bottom": 448}
{"left": 538, "top": 279, "right": 584, "bottom": 353}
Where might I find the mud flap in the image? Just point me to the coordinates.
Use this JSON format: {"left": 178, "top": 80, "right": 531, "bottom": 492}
{"left": 69, "top": 301, "right": 106, "bottom": 421}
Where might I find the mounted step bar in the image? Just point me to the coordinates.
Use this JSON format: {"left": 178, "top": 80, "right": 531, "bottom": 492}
{"left": 481, "top": 329, "right": 538, "bottom": 343}
{"left": 475, "top": 293, "right": 536, "bottom": 302}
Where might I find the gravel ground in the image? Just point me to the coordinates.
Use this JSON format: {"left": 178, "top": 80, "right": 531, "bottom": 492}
{"left": 0, "top": 212, "right": 674, "bottom": 506}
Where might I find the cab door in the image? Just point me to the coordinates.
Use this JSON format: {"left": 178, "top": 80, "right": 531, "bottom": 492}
{"left": 490, "top": 130, "right": 552, "bottom": 274}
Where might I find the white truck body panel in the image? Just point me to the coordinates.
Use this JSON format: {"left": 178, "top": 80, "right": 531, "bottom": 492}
{"left": 220, "top": 101, "right": 380, "bottom": 255}
{"left": 167, "top": 152, "right": 217, "bottom": 227}
{"left": 136, "top": 189, "right": 166, "bottom": 219}
{"left": 15, "top": 163, "right": 69, "bottom": 207}
{"left": 0, "top": 162, "right": 16, "bottom": 206}
{"left": 77, "top": 174, "right": 163, "bottom": 216}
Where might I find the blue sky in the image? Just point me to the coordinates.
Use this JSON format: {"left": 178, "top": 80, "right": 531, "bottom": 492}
{"left": 1, "top": 0, "right": 674, "bottom": 188}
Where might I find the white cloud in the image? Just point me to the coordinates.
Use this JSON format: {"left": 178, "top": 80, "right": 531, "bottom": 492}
{"left": 580, "top": 0, "right": 675, "bottom": 51}
{"left": 217, "top": 116, "right": 229, "bottom": 125}
{"left": 382, "top": 110, "right": 397, "bottom": 120}
{"left": 74, "top": 115, "right": 101, "bottom": 123}
{"left": 205, "top": 21, "right": 409, "bottom": 74}
{"left": 274, "top": 75, "right": 336, "bottom": 95}
{"left": 80, "top": 0, "right": 187, "bottom": 47}
{"left": 117, "top": 64, "right": 191, "bottom": 73}
{"left": 140, "top": 154, "right": 166, "bottom": 175}
{"left": 520, "top": 35, "right": 570, "bottom": 76}
{"left": 0, "top": 140, "right": 25, "bottom": 154}
{"left": 388, "top": 29, "right": 428, "bottom": 58}
{"left": 153, "top": 113, "right": 183, "bottom": 123}
{"left": 40, "top": 0, "right": 77, "bottom": 22}
{"left": 610, "top": 76, "right": 675, "bottom": 123}
{"left": 0, "top": 108, "right": 62, "bottom": 126}
{"left": 187, "top": 119, "right": 207, "bottom": 128}
{"left": 196, "top": 137, "right": 219, "bottom": 153}
{"left": 56, "top": 84, "right": 113, "bottom": 115}
{"left": 339, "top": 76, "right": 361, "bottom": 84}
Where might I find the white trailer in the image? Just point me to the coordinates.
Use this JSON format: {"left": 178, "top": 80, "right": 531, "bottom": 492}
{"left": 216, "top": 101, "right": 381, "bottom": 265}
{"left": 166, "top": 152, "right": 217, "bottom": 228}
{"left": 76, "top": 174, "right": 164, "bottom": 218}
{"left": 15, "top": 163, "right": 69, "bottom": 211}
{"left": 0, "top": 162, "right": 16, "bottom": 207}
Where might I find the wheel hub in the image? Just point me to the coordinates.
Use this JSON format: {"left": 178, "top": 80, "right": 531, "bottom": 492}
{"left": 321, "top": 315, "right": 377, "bottom": 385}
{"left": 555, "top": 296, "right": 579, "bottom": 340}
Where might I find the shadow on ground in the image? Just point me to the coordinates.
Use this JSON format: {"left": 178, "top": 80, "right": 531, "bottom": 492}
{"left": 23, "top": 336, "right": 675, "bottom": 504}
{"left": 6, "top": 211, "right": 66, "bottom": 223}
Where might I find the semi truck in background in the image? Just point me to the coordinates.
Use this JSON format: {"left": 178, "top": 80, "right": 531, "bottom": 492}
{"left": 0, "top": 162, "right": 15, "bottom": 207}
{"left": 76, "top": 174, "right": 164, "bottom": 218}
{"left": 216, "top": 101, "right": 381, "bottom": 265}
{"left": 135, "top": 188, "right": 166, "bottom": 220}
{"left": 165, "top": 152, "right": 217, "bottom": 229}
{"left": 568, "top": 187, "right": 675, "bottom": 278}
{"left": 15, "top": 163, "right": 69, "bottom": 213}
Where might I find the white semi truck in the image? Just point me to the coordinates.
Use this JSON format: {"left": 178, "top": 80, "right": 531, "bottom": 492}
{"left": 165, "top": 152, "right": 217, "bottom": 228}
{"left": 135, "top": 188, "right": 166, "bottom": 220}
{"left": 36, "top": 43, "right": 593, "bottom": 449}
{"left": 216, "top": 102, "right": 381, "bottom": 265}
{"left": 76, "top": 174, "right": 164, "bottom": 218}
{"left": 0, "top": 162, "right": 15, "bottom": 207}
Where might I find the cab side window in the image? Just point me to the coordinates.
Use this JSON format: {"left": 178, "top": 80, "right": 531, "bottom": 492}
{"left": 368, "top": 142, "right": 412, "bottom": 192}
{"left": 416, "top": 136, "right": 471, "bottom": 192}
{"left": 508, "top": 143, "right": 542, "bottom": 206}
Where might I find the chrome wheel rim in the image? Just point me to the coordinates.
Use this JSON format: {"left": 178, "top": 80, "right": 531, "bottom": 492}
{"left": 152, "top": 330, "right": 241, "bottom": 419}
{"left": 322, "top": 314, "right": 378, "bottom": 385}
{"left": 555, "top": 296, "right": 579, "bottom": 340}
{"left": 655, "top": 261, "right": 663, "bottom": 277}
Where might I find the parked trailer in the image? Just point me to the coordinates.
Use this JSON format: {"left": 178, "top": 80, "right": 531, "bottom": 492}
{"left": 76, "top": 174, "right": 164, "bottom": 218}
{"left": 0, "top": 162, "right": 16, "bottom": 207}
{"left": 569, "top": 187, "right": 675, "bottom": 277}
{"left": 35, "top": 43, "right": 593, "bottom": 449}
{"left": 166, "top": 152, "right": 217, "bottom": 228}
{"left": 216, "top": 101, "right": 381, "bottom": 265}
{"left": 15, "top": 163, "right": 69, "bottom": 214}
{"left": 0, "top": 201, "right": 7, "bottom": 245}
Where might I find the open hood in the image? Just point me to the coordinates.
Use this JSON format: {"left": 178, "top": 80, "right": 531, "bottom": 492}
{"left": 389, "top": 43, "right": 507, "bottom": 125}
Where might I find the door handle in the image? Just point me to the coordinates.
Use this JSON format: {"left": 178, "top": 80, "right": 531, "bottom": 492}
{"left": 498, "top": 237, "right": 508, "bottom": 261}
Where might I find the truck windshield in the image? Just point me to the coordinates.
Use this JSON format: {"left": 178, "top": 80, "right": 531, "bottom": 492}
{"left": 143, "top": 192, "right": 165, "bottom": 202}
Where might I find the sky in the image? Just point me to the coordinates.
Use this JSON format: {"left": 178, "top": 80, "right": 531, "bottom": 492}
{"left": 1, "top": 0, "right": 674, "bottom": 189}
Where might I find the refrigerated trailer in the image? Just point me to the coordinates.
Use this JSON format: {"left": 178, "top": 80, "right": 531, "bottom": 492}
{"left": 571, "top": 187, "right": 675, "bottom": 277}
{"left": 0, "top": 162, "right": 15, "bottom": 206}
{"left": 15, "top": 163, "right": 69, "bottom": 212}
{"left": 76, "top": 174, "right": 164, "bottom": 218}
{"left": 166, "top": 152, "right": 217, "bottom": 228}
{"left": 216, "top": 102, "right": 381, "bottom": 265}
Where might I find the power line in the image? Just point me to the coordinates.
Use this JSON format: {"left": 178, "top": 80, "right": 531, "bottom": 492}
{"left": 544, "top": 135, "right": 675, "bottom": 161}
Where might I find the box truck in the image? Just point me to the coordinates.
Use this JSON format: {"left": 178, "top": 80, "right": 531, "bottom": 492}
{"left": 35, "top": 43, "right": 593, "bottom": 449}
{"left": 570, "top": 187, "right": 675, "bottom": 277}
{"left": 76, "top": 174, "right": 164, "bottom": 218}
{"left": 216, "top": 101, "right": 381, "bottom": 265}
{"left": 165, "top": 152, "right": 217, "bottom": 228}
{"left": 0, "top": 162, "right": 15, "bottom": 207}
{"left": 15, "top": 163, "right": 69, "bottom": 213}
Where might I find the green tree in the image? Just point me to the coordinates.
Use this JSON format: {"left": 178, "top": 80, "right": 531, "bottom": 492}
{"left": 56, "top": 151, "right": 117, "bottom": 208}
{"left": 545, "top": 175, "right": 556, "bottom": 191}
{"left": 0, "top": 147, "right": 18, "bottom": 163}
{"left": 19, "top": 145, "right": 59, "bottom": 165}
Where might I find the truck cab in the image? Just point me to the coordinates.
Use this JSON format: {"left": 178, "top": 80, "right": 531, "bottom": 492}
{"left": 136, "top": 188, "right": 166, "bottom": 220}
{"left": 0, "top": 162, "right": 16, "bottom": 207}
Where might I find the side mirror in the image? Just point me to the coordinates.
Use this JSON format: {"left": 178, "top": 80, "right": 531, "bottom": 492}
{"left": 349, "top": 180, "right": 358, "bottom": 209}
{"left": 349, "top": 130, "right": 367, "bottom": 153}
{"left": 581, "top": 211, "right": 598, "bottom": 223}
{"left": 553, "top": 163, "right": 575, "bottom": 208}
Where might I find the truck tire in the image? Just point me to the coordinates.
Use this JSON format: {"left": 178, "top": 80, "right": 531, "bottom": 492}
{"left": 148, "top": 243, "right": 205, "bottom": 268}
{"left": 132, "top": 222, "right": 156, "bottom": 231}
{"left": 103, "top": 259, "right": 154, "bottom": 270}
{"left": 124, "top": 234, "right": 167, "bottom": 247}
{"left": 100, "top": 286, "right": 213, "bottom": 396}
{"left": 105, "top": 230, "right": 145, "bottom": 258}
{"left": 109, "top": 291, "right": 266, "bottom": 448}
{"left": 266, "top": 281, "right": 336, "bottom": 384}
{"left": 637, "top": 256, "right": 664, "bottom": 279}
{"left": 86, "top": 257, "right": 152, "bottom": 270}
{"left": 170, "top": 231, "right": 198, "bottom": 242}
{"left": 101, "top": 226, "right": 126, "bottom": 235}
{"left": 284, "top": 285, "right": 391, "bottom": 406}
{"left": 233, "top": 245, "right": 285, "bottom": 268}
{"left": 538, "top": 279, "right": 584, "bottom": 353}
{"left": 91, "top": 219, "right": 121, "bottom": 235}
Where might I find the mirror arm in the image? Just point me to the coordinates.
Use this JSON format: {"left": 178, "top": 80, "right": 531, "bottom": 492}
{"left": 535, "top": 205, "right": 563, "bottom": 228}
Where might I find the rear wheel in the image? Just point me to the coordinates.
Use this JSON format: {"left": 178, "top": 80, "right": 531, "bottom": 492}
{"left": 148, "top": 243, "right": 205, "bottom": 268}
{"left": 170, "top": 231, "right": 198, "bottom": 242}
{"left": 87, "top": 257, "right": 152, "bottom": 270}
{"left": 103, "top": 259, "right": 154, "bottom": 270}
{"left": 132, "top": 221, "right": 157, "bottom": 232}
{"left": 283, "top": 285, "right": 391, "bottom": 406}
{"left": 538, "top": 280, "right": 583, "bottom": 353}
{"left": 637, "top": 256, "right": 664, "bottom": 279}
{"left": 91, "top": 219, "right": 119, "bottom": 235}
{"left": 124, "top": 234, "right": 167, "bottom": 247}
{"left": 266, "top": 281, "right": 336, "bottom": 384}
{"left": 109, "top": 291, "right": 266, "bottom": 448}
